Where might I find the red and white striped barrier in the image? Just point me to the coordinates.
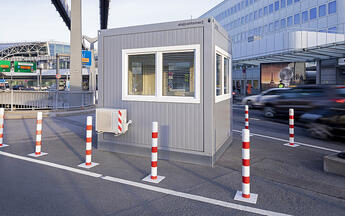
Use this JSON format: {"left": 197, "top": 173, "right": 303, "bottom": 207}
{"left": 245, "top": 105, "right": 249, "bottom": 129}
{"left": 142, "top": 122, "right": 165, "bottom": 183}
{"left": 234, "top": 129, "right": 258, "bottom": 204}
{"left": 79, "top": 116, "right": 98, "bottom": 168}
{"left": 0, "top": 108, "right": 8, "bottom": 148}
{"left": 284, "top": 108, "right": 299, "bottom": 147}
{"left": 118, "top": 110, "right": 122, "bottom": 134}
{"left": 28, "top": 112, "right": 48, "bottom": 157}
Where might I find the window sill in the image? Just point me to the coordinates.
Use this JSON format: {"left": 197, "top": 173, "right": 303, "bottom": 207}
{"left": 122, "top": 95, "right": 200, "bottom": 104}
{"left": 215, "top": 94, "right": 231, "bottom": 103}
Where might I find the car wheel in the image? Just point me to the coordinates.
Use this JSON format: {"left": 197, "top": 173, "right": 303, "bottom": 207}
{"left": 307, "top": 123, "right": 331, "bottom": 140}
{"left": 247, "top": 100, "right": 253, "bottom": 109}
{"left": 263, "top": 106, "right": 275, "bottom": 118}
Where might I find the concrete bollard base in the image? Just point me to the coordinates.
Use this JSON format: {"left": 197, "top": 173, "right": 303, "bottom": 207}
{"left": 324, "top": 153, "right": 345, "bottom": 177}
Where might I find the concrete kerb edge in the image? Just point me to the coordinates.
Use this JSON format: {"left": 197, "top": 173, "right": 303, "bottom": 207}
{"left": 3, "top": 107, "right": 95, "bottom": 119}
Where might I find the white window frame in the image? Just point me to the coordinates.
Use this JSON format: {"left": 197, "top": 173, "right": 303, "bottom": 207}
{"left": 215, "top": 46, "right": 231, "bottom": 103}
{"left": 122, "top": 44, "right": 200, "bottom": 103}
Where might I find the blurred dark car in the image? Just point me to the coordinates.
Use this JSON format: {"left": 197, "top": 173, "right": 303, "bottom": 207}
{"left": 300, "top": 108, "right": 345, "bottom": 140}
{"left": 12, "top": 85, "right": 25, "bottom": 90}
{"left": 261, "top": 85, "right": 345, "bottom": 118}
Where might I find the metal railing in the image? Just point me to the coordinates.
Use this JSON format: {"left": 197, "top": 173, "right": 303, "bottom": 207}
{"left": 0, "top": 90, "right": 95, "bottom": 111}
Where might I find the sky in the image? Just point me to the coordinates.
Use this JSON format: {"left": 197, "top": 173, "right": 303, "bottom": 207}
{"left": 0, "top": 0, "right": 223, "bottom": 43}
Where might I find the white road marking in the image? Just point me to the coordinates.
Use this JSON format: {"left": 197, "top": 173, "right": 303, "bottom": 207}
{"left": 0, "top": 151, "right": 102, "bottom": 178}
{"left": 250, "top": 118, "right": 260, "bottom": 121}
{"left": 102, "top": 176, "right": 291, "bottom": 216}
{"left": 0, "top": 151, "right": 291, "bottom": 216}
{"left": 233, "top": 130, "right": 341, "bottom": 153}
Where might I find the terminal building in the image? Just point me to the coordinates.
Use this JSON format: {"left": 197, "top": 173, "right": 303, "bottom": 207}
{"left": 0, "top": 41, "right": 94, "bottom": 90}
{"left": 201, "top": 0, "right": 345, "bottom": 94}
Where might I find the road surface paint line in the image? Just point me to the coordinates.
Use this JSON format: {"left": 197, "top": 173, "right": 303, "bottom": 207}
{"left": 233, "top": 130, "right": 341, "bottom": 153}
{"left": 0, "top": 151, "right": 102, "bottom": 178}
{"left": 0, "top": 151, "right": 291, "bottom": 216}
{"left": 102, "top": 176, "right": 290, "bottom": 216}
{"left": 250, "top": 118, "right": 260, "bottom": 121}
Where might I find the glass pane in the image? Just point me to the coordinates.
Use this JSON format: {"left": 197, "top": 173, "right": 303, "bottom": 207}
{"left": 224, "top": 57, "right": 229, "bottom": 94}
{"left": 329, "top": 1, "right": 336, "bottom": 14}
{"left": 162, "top": 52, "right": 195, "bottom": 97}
{"left": 310, "top": 8, "right": 317, "bottom": 19}
{"left": 128, "top": 54, "right": 155, "bottom": 95}
{"left": 319, "top": 5, "right": 326, "bottom": 17}
{"left": 216, "top": 54, "right": 222, "bottom": 96}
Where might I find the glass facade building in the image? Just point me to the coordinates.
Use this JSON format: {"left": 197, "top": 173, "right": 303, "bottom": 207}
{"left": 201, "top": 0, "right": 345, "bottom": 93}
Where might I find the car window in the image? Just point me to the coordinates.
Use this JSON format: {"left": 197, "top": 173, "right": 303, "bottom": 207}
{"left": 335, "top": 88, "right": 345, "bottom": 97}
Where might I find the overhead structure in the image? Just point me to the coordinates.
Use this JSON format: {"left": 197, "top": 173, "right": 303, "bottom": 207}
{"left": 51, "top": 0, "right": 71, "bottom": 30}
{"left": 0, "top": 42, "right": 48, "bottom": 59}
{"left": 100, "top": 0, "right": 110, "bottom": 29}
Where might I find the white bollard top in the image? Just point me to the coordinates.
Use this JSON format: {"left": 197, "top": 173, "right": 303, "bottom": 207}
{"left": 242, "top": 129, "right": 250, "bottom": 142}
{"left": 245, "top": 105, "right": 249, "bottom": 111}
{"left": 289, "top": 108, "right": 294, "bottom": 116}
{"left": 87, "top": 116, "right": 92, "bottom": 126}
{"left": 0, "top": 108, "right": 4, "bottom": 115}
{"left": 152, "top": 122, "right": 158, "bottom": 133}
{"left": 37, "top": 112, "right": 42, "bottom": 120}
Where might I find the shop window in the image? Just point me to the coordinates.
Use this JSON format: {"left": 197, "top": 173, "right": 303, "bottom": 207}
{"left": 215, "top": 46, "right": 231, "bottom": 103}
{"left": 122, "top": 45, "right": 200, "bottom": 103}
{"left": 128, "top": 54, "right": 156, "bottom": 95}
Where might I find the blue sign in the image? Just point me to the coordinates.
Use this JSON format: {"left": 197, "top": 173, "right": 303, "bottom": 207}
{"left": 0, "top": 79, "right": 6, "bottom": 83}
{"left": 82, "top": 51, "right": 92, "bottom": 67}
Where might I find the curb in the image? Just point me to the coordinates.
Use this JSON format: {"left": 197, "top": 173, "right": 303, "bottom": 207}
{"left": 4, "top": 107, "right": 95, "bottom": 119}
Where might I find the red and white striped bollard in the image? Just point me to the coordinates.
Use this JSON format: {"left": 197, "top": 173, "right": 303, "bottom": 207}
{"left": 79, "top": 116, "right": 99, "bottom": 168}
{"left": 0, "top": 108, "right": 8, "bottom": 148}
{"left": 118, "top": 110, "right": 122, "bottom": 134}
{"left": 285, "top": 108, "right": 299, "bottom": 147}
{"left": 142, "top": 122, "right": 165, "bottom": 183}
{"left": 245, "top": 105, "right": 249, "bottom": 129}
{"left": 234, "top": 129, "right": 258, "bottom": 204}
{"left": 28, "top": 112, "right": 48, "bottom": 157}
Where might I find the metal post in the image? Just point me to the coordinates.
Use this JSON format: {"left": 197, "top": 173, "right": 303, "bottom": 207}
{"left": 70, "top": 0, "right": 83, "bottom": 91}
{"left": 10, "top": 89, "right": 13, "bottom": 112}
{"left": 39, "top": 68, "right": 42, "bottom": 91}
{"left": 56, "top": 54, "right": 60, "bottom": 91}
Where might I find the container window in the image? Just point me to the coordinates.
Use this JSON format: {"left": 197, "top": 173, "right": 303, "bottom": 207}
{"left": 224, "top": 57, "right": 230, "bottom": 94}
{"left": 128, "top": 54, "right": 155, "bottom": 95}
{"left": 216, "top": 54, "right": 222, "bottom": 96}
{"left": 122, "top": 44, "right": 200, "bottom": 103}
{"left": 215, "top": 46, "right": 231, "bottom": 103}
{"left": 162, "top": 52, "right": 195, "bottom": 97}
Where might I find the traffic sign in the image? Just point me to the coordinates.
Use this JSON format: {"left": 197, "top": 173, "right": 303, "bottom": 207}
{"left": 56, "top": 74, "right": 61, "bottom": 79}
{"left": 82, "top": 50, "right": 92, "bottom": 67}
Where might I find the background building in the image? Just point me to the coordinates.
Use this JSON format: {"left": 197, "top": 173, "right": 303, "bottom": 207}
{"left": 201, "top": 0, "right": 345, "bottom": 94}
{"left": 0, "top": 41, "right": 94, "bottom": 90}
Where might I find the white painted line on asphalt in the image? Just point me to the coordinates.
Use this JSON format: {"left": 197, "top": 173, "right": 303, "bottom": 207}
{"left": 250, "top": 118, "right": 260, "bottom": 121}
{"left": 233, "top": 108, "right": 243, "bottom": 111}
{"left": 0, "top": 150, "right": 291, "bottom": 216}
{"left": 233, "top": 130, "right": 341, "bottom": 153}
{"left": 102, "top": 176, "right": 291, "bottom": 216}
{"left": 0, "top": 151, "right": 102, "bottom": 178}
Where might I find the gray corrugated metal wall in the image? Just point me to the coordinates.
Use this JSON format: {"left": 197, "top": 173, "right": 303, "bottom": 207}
{"left": 100, "top": 27, "right": 205, "bottom": 153}
{"left": 214, "top": 27, "right": 231, "bottom": 150}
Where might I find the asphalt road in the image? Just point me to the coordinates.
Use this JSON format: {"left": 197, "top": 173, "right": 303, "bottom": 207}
{"left": 0, "top": 109, "right": 344, "bottom": 216}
